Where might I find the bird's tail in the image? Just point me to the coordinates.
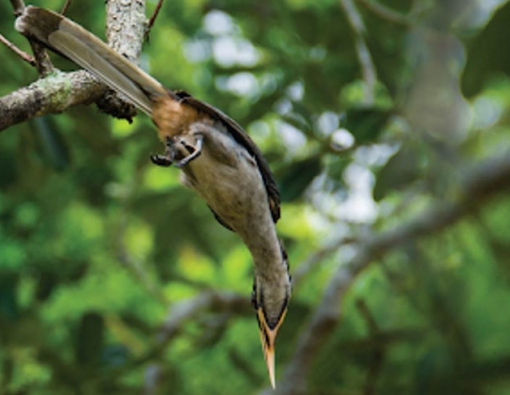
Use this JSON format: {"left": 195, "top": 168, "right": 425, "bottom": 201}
{"left": 15, "top": 6, "right": 168, "bottom": 116}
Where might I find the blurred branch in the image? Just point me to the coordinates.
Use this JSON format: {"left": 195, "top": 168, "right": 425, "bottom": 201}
{"left": 141, "top": 290, "right": 248, "bottom": 393}
{"left": 114, "top": 181, "right": 169, "bottom": 305}
{"left": 356, "top": 299, "right": 377, "bottom": 334}
{"left": 72, "top": 290, "right": 249, "bottom": 391}
{"left": 339, "top": 0, "right": 377, "bottom": 104}
{"left": 356, "top": 0, "right": 414, "bottom": 26}
{"left": 292, "top": 236, "right": 356, "bottom": 287}
{"left": 116, "top": 243, "right": 168, "bottom": 306}
{"left": 156, "top": 291, "right": 247, "bottom": 350}
{"left": 269, "top": 152, "right": 510, "bottom": 395}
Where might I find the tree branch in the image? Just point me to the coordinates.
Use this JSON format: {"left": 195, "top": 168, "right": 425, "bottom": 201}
{"left": 28, "top": 40, "right": 54, "bottom": 76}
{"left": 1, "top": 0, "right": 152, "bottom": 131}
{"left": 124, "top": 291, "right": 248, "bottom": 370}
{"left": 146, "top": 0, "right": 165, "bottom": 37}
{"left": 267, "top": 152, "right": 510, "bottom": 395}
{"left": 156, "top": 291, "right": 248, "bottom": 346}
{"left": 60, "top": 0, "right": 72, "bottom": 15}
{"left": 356, "top": 299, "right": 383, "bottom": 395}
{"left": 9, "top": 0, "right": 54, "bottom": 75}
{"left": 95, "top": 0, "right": 148, "bottom": 120}
{"left": 9, "top": 0, "right": 25, "bottom": 17}
{"left": 0, "top": 32, "right": 35, "bottom": 67}
{"left": 339, "top": 0, "right": 377, "bottom": 104}
{"left": 356, "top": 0, "right": 415, "bottom": 26}
{"left": 105, "top": 0, "right": 146, "bottom": 63}
{"left": 291, "top": 236, "right": 356, "bottom": 287}
{"left": 0, "top": 70, "right": 106, "bottom": 131}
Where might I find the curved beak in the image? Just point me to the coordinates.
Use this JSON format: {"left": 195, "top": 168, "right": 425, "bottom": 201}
{"left": 257, "top": 308, "right": 287, "bottom": 389}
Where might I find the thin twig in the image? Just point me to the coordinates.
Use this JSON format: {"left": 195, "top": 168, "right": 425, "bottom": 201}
{"left": 60, "top": 0, "right": 72, "bottom": 15}
{"left": 292, "top": 236, "right": 356, "bottom": 287}
{"left": 339, "top": 0, "right": 377, "bottom": 105}
{"left": 29, "top": 41, "right": 54, "bottom": 76}
{"left": 9, "top": 0, "right": 54, "bottom": 75}
{"left": 0, "top": 32, "right": 35, "bottom": 67}
{"left": 146, "top": 0, "right": 164, "bottom": 39}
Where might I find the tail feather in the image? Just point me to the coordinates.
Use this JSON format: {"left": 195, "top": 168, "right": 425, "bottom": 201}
{"left": 15, "top": 6, "right": 168, "bottom": 116}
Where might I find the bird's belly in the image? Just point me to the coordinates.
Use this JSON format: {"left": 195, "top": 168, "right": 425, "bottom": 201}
{"left": 181, "top": 149, "right": 268, "bottom": 231}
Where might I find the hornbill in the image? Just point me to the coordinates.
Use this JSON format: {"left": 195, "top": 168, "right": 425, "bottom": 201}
{"left": 15, "top": 5, "right": 291, "bottom": 389}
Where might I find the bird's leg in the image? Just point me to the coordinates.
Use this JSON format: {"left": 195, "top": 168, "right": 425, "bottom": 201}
{"left": 150, "top": 132, "right": 204, "bottom": 168}
{"left": 150, "top": 136, "right": 175, "bottom": 167}
{"left": 174, "top": 133, "right": 204, "bottom": 168}
{"left": 150, "top": 154, "right": 172, "bottom": 167}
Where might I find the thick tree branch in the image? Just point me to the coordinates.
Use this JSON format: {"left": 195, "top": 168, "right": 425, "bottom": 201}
{"left": 105, "top": 0, "right": 146, "bottom": 63}
{"left": 1, "top": 0, "right": 151, "bottom": 131}
{"left": 0, "top": 71, "right": 106, "bottom": 131}
{"left": 95, "top": 0, "right": 147, "bottom": 119}
{"left": 267, "top": 152, "right": 510, "bottom": 395}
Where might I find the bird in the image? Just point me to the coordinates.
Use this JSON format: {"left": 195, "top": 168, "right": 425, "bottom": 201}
{"left": 15, "top": 6, "right": 291, "bottom": 389}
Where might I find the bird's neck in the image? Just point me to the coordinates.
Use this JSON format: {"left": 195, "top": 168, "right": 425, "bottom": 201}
{"left": 238, "top": 214, "right": 286, "bottom": 280}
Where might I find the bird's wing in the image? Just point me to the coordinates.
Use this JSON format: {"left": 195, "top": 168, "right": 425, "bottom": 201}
{"left": 175, "top": 90, "right": 281, "bottom": 223}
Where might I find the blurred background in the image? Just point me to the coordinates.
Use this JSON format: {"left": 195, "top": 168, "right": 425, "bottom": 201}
{"left": 1, "top": 0, "right": 510, "bottom": 394}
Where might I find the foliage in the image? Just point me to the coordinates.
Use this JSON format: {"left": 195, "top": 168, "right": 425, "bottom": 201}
{"left": 1, "top": 0, "right": 510, "bottom": 394}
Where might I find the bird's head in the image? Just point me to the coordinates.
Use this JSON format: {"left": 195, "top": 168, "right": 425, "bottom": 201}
{"left": 251, "top": 246, "right": 291, "bottom": 389}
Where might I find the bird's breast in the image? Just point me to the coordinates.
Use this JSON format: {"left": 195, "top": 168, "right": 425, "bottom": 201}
{"left": 180, "top": 124, "right": 270, "bottom": 233}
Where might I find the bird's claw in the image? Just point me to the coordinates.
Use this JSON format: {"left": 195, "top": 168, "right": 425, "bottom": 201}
{"left": 150, "top": 154, "right": 172, "bottom": 167}
{"left": 150, "top": 134, "right": 203, "bottom": 168}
